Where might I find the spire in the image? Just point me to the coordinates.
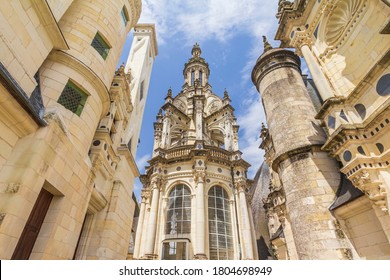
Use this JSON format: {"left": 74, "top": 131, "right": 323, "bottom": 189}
{"left": 156, "top": 108, "right": 163, "bottom": 122}
{"left": 223, "top": 88, "right": 231, "bottom": 105}
{"left": 115, "top": 62, "right": 125, "bottom": 76}
{"left": 167, "top": 87, "right": 172, "bottom": 98}
{"left": 262, "top": 36, "right": 273, "bottom": 53}
{"left": 191, "top": 43, "right": 201, "bottom": 57}
{"left": 165, "top": 87, "right": 173, "bottom": 103}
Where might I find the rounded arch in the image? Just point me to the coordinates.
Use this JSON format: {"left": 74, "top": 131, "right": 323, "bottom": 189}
{"left": 206, "top": 182, "right": 233, "bottom": 200}
{"left": 165, "top": 180, "right": 193, "bottom": 197}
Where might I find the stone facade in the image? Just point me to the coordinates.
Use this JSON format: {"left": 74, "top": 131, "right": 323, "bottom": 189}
{"left": 251, "top": 0, "right": 390, "bottom": 260}
{"left": 134, "top": 44, "right": 257, "bottom": 260}
{"left": 0, "top": 0, "right": 157, "bottom": 260}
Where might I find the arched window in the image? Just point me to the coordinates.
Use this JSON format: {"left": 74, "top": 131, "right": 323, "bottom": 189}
{"left": 199, "top": 70, "right": 203, "bottom": 85}
{"left": 165, "top": 185, "right": 191, "bottom": 235}
{"left": 208, "top": 186, "right": 234, "bottom": 260}
{"left": 191, "top": 70, "right": 195, "bottom": 86}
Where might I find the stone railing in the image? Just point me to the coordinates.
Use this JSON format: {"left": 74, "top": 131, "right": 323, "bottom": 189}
{"left": 165, "top": 146, "right": 192, "bottom": 159}
{"left": 208, "top": 148, "right": 231, "bottom": 161}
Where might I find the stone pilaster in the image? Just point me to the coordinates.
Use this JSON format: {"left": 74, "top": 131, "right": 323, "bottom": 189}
{"left": 143, "top": 179, "right": 160, "bottom": 259}
{"left": 193, "top": 170, "right": 207, "bottom": 260}
{"left": 236, "top": 180, "right": 254, "bottom": 260}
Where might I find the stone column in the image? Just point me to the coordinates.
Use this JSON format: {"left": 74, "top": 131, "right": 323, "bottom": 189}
{"left": 133, "top": 189, "right": 148, "bottom": 259}
{"left": 300, "top": 44, "right": 334, "bottom": 101}
{"left": 237, "top": 182, "right": 254, "bottom": 260}
{"left": 144, "top": 180, "right": 160, "bottom": 259}
{"left": 193, "top": 171, "right": 207, "bottom": 259}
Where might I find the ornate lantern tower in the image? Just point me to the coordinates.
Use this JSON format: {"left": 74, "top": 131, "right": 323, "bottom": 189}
{"left": 134, "top": 44, "right": 257, "bottom": 260}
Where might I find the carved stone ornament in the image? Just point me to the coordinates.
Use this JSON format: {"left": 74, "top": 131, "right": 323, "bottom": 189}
{"left": 194, "top": 170, "right": 206, "bottom": 183}
{"left": 0, "top": 213, "right": 6, "bottom": 225}
{"left": 43, "top": 107, "right": 69, "bottom": 136}
{"left": 325, "top": 0, "right": 364, "bottom": 46}
{"left": 351, "top": 170, "right": 388, "bottom": 213}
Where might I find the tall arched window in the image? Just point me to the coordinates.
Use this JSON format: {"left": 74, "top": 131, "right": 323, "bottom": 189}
{"left": 199, "top": 70, "right": 203, "bottom": 85}
{"left": 208, "top": 186, "right": 234, "bottom": 260}
{"left": 191, "top": 70, "right": 195, "bottom": 86}
{"left": 165, "top": 184, "right": 191, "bottom": 235}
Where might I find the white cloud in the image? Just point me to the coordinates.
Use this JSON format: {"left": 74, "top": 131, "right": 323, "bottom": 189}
{"left": 236, "top": 87, "right": 267, "bottom": 178}
{"left": 135, "top": 153, "right": 150, "bottom": 173}
{"left": 140, "top": 0, "right": 280, "bottom": 45}
{"left": 139, "top": 0, "right": 281, "bottom": 178}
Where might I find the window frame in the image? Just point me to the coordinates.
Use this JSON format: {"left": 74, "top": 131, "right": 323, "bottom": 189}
{"left": 91, "top": 32, "right": 111, "bottom": 60}
{"left": 121, "top": 6, "right": 129, "bottom": 26}
{"left": 57, "top": 80, "right": 88, "bottom": 116}
{"left": 208, "top": 185, "right": 234, "bottom": 260}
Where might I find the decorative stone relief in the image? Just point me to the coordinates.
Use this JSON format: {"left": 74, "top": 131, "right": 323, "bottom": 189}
{"left": 43, "top": 107, "right": 69, "bottom": 136}
{"left": 0, "top": 213, "right": 5, "bottom": 225}
{"left": 325, "top": 0, "right": 362, "bottom": 46}
{"left": 351, "top": 170, "right": 388, "bottom": 212}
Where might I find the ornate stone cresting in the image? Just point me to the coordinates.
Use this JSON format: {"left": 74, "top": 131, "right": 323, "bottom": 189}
{"left": 276, "top": 0, "right": 294, "bottom": 19}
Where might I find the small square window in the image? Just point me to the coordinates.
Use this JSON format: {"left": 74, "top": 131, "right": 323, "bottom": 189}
{"left": 91, "top": 32, "right": 110, "bottom": 60}
{"left": 121, "top": 6, "right": 129, "bottom": 25}
{"left": 58, "top": 81, "right": 88, "bottom": 116}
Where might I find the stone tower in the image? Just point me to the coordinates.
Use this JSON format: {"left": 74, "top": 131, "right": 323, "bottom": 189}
{"left": 251, "top": 37, "right": 350, "bottom": 259}
{"left": 134, "top": 44, "right": 257, "bottom": 260}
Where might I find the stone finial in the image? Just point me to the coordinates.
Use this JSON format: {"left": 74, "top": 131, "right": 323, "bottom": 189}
{"left": 223, "top": 88, "right": 229, "bottom": 99}
{"left": 115, "top": 63, "right": 126, "bottom": 76}
{"left": 192, "top": 43, "right": 201, "bottom": 57}
{"left": 167, "top": 87, "right": 172, "bottom": 97}
{"left": 260, "top": 122, "right": 268, "bottom": 140}
{"left": 262, "top": 36, "right": 273, "bottom": 53}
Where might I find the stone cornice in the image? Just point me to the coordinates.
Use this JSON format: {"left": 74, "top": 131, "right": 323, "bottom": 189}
{"left": 31, "top": 0, "right": 69, "bottom": 50}
{"left": 322, "top": 101, "right": 390, "bottom": 155}
{"left": 272, "top": 144, "right": 323, "bottom": 172}
{"left": 117, "top": 144, "right": 140, "bottom": 177}
{"left": 252, "top": 48, "right": 301, "bottom": 89}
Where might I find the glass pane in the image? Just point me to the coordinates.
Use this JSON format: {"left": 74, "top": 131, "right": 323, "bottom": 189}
{"left": 165, "top": 185, "right": 191, "bottom": 235}
{"left": 208, "top": 186, "right": 233, "bottom": 260}
{"left": 162, "top": 242, "right": 187, "bottom": 260}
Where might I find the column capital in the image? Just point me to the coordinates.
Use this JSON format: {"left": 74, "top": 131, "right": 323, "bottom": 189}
{"left": 290, "top": 29, "right": 313, "bottom": 55}
{"left": 194, "top": 170, "right": 206, "bottom": 184}
{"left": 235, "top": 179, "right": 247, "bottom": 193}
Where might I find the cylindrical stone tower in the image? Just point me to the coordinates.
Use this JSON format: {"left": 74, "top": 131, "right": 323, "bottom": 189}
{"left": 252, "top": 37, "right": 347, "bottom": 259}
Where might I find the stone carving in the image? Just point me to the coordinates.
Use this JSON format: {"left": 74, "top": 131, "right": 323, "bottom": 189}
{"left": 325, "top": 0, "right": 362, "bottom": 46}
{"left": 351, "top": 170, "right": 388, "bottom": 212}
{"left": 43, "top": 107, "right": 69, "bottom": 136}
{"left": 0, "top": 213, "right": 5, "bottom": 225}
{"left": 341, "top": 248, "right": 353, "bottom": 260}
{"left": 4, "top": 183, "right": 20, "bottom": 193}
{"left": 276, "top": 0, "right": 294, "bottom": 19}
{"left": 194, "top": 170, "right": 206, "bottom": 183}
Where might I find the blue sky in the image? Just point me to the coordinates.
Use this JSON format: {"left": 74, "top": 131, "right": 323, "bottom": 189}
{"left": 117, "top": 0, "right": 306, "bottom": 198}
